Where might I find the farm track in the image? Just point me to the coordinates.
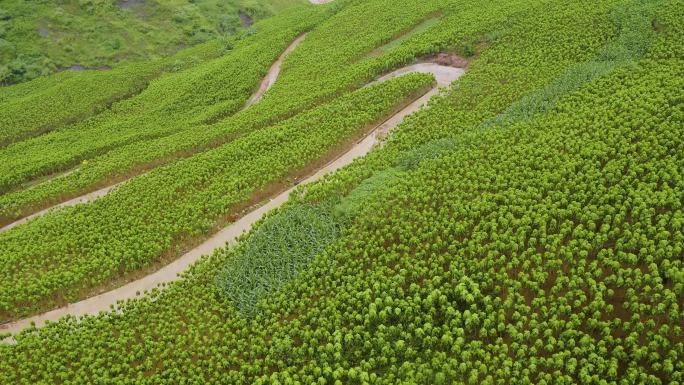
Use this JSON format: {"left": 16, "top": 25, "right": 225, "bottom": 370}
{"left": 0, "top": 182, "right": 124, "bottom": 234}
{"left": 0, "top": 64, "right": 464, "bottom": 339}
{"left": 0, "top": 33, "right": 308, "bottom": 235}
{"left": 0, "top": 63, "right": 465, "bottom": 336}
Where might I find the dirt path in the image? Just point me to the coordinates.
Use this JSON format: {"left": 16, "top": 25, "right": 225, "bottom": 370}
{"left": 0, "top": 64, "right": 464, "bottom": 339}
{"left": 0, "top": 34, "right": 308, "bottom": 235}
{"left": 0, "top": 182, "right": 123, "bottom": 233}
{"left": 245, "top": 34, "right": 306, "bottom": 107}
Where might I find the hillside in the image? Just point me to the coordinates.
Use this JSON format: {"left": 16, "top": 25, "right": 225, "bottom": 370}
{"left": 0, "top": 0, "right": 683, "bottom": 384}
{"left": 0, "top": 0, "right": 305, "bottom": 85}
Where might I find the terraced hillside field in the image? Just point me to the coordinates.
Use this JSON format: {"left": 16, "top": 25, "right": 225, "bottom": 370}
{"left": 0, "top": 0, "right": 683, "bottom": 384}
{"left": 0, "top": 0, "right": 307, "bottom": 85}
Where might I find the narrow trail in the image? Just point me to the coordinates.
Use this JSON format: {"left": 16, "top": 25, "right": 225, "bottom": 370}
{"left": 0, "top": 182, "right": 124, "bottom": 233}
{"left": 1, "top": 64, "right": 464, "bottom": 338}
{"left": 0, "top": 34, "right": 309, "bottom": 235}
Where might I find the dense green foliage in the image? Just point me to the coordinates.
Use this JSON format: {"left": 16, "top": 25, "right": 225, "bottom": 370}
{"left": 1, "top": 0, "right": 683, "bottom": 384}
{"left": 216, "top": 199, "right": 349, "bottom": 318}
{"left": 0, "top": 0, "right": 304, "bottom": 85}
{"left": 0, "top": 4, "right": 329, "bottom": 195}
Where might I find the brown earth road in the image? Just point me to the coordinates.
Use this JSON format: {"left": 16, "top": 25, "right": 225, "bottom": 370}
{"left": 0, "top": 1, "right": 336, "bottom": 233}
{"left": 244, "top": 34, "right": 307, "bottom": 107}
{"left": 0, "top": 64, "right": 464, "bottom": 340}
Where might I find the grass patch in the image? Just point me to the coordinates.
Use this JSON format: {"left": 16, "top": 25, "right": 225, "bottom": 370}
{"left": 215, "top": 199, "right": 349, "bottom": 318}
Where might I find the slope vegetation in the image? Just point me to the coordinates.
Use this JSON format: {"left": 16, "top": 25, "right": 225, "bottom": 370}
{"left": 2, "top": 64, "right": 463, "bottom": 335}
{"left": 0, "top": 0, "right": 683, "bottom": 384}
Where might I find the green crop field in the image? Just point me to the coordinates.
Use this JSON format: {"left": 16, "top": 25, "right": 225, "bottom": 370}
{"left": 0, "top": 0, "right": 682, "bottom": 384}
{"left": 0, "top": 0, "right": 306, "bottom": 85}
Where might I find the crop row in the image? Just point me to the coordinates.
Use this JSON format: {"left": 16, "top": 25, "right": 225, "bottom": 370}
{"left": 0, "top": 38, "right": 229, "bottom": 147}
{"left": 0, "top": 4, "right": 331, "bottom": 194}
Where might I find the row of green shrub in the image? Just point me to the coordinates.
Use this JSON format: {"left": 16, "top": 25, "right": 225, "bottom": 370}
{"left": 0, "top": 38, "right": 228, "bottom": 147}
{"left": 0, "top": 3, "right": 331, "bottom": 194}
{"left": 0, "top": 71, "right": 434, "bottom": 320}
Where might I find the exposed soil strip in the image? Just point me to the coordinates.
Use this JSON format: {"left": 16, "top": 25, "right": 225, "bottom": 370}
{"left": 244, "top": 34, "right": 306, "bottom": 108}
{"left": 238, "top": 10, "right": 254, "bottom": 28}
{"left": 0, "top": 64, "right": 464, "bottom": 338}
{"left": 116, "top": 0, "right": 145, "bottom": 10}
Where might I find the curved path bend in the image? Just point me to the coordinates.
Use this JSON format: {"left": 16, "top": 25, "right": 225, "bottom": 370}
{"left": 1, "top": 63, "right": 464, "bottom": 338}
{"left": 0, "top": 34, "right": 309, "bottom": 235}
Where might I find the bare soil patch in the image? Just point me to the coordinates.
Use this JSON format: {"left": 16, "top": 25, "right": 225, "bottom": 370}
{"left": 420, "top": 52, "right": 469, "bottom": 68}
{"left": 238, "top": 10, "right": 253, "bottom": 28}
{"left": 67, "top": 64, "right": 112, "bottom": 72}
{"left": 116, "top": 0, "right": 145, "bottom": 10}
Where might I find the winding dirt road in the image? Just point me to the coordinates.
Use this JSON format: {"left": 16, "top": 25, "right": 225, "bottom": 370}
{"left": 1, "top": 64, "right": 464, "bottom": 338}
{"left": 0, "top": 182, "right": 125, "bottom": 233}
